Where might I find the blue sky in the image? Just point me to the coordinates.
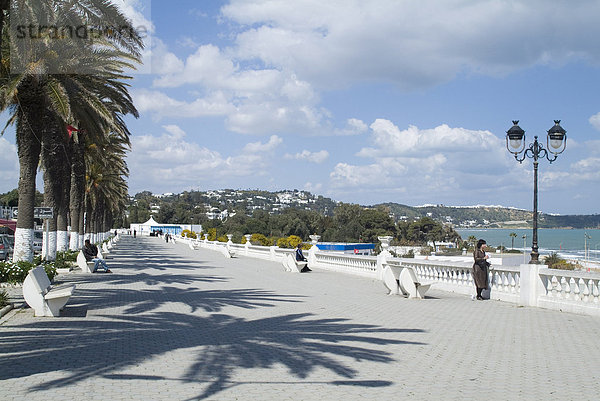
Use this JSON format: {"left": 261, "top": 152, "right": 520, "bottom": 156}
{"left": 1, "top": 0, "right": 600, "bottom": 215}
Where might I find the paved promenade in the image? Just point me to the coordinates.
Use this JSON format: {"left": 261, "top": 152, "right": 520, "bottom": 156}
{"left": 2, "top": 236, "right": 600, "bottom": 400}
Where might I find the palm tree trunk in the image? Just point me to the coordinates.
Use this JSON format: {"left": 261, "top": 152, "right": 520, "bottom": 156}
{"left": 13, "top": 84, "right": 44, "bottom": 262}
{"left": 56, "top": 156, "right": 71, "bottom": 252}
{"left": 70, "top": 138, "right": 85, "bottom": 250}
{"left": 41, "top": 114, "right": 63, "bottom": 260}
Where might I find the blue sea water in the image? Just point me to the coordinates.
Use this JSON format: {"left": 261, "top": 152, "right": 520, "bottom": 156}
{"left": 456, "top": 228, "right": 600, "bottom": 262}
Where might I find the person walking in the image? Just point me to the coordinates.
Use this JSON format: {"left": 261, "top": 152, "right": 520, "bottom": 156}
{"left": 133, "top": 229, "right": 136, "bottom": 238}
{"left": 473, "top": 239, "right": 490, "bottom": 300}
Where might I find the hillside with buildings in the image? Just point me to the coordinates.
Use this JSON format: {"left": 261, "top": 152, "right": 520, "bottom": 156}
{"left": 125, "top": 189, "right": 600, "bottom": 229}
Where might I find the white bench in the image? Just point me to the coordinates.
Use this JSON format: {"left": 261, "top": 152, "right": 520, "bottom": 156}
{"left": 399, "top": 266, "right": 433, "bottom": 299}
{"left": 220, "top": 245, "right": 235, "bottom": 258}
{"left": 23, "top": 267, "right": 75, "bottom": 317}
{"left": 282, "top": 253, "right": 307, "bottom": 273}
{"left": 382, "top": 264, "right": 402, "bottom": 295}
{"left": 77, "top": 250, "right": 94, "bottom": 273}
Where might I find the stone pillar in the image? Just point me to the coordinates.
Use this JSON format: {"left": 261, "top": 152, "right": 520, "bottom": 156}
{"left": 377, "top": 236, "right": 394, "bottom": 280}
{"left": 308, "top": 235, "right": 320, "bottom": 266}
{"left": 244, "top": 234, "right": 252, "bottom": 255}
{"left": 226, "top": 234, "right": 233, "bottom": 245}
{"left": 519, "top": 263, "right": 545, "bottom": 307}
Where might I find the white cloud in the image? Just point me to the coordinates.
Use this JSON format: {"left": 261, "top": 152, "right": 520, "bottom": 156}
{"left": 285, "top": 149, "right": 329, "bottom": 163}
{"left": 303, "top": 182, "right": 322, "bottom": 192}
{"left": 128, "top": 126, "right": 282, "bottom": 192}
{"left": 333, "top": 118, "right": 368, "bottom": 136}
{"left": 329, "top": 119, "right": 526, "bottom": 203}
{"left": 242, "top": 135, "right": 283, "bottom": 153}
{"left": 0, "top": 137, "right": 18, "bottom": 192}
{"left": 589, "top": 112, "right": 600, "bottom": 131}
{"left": 133, "top": 89, "right": 234, "bottom": 119}
{"left": 222, "top": 0, "right": 600, "bottom": 89}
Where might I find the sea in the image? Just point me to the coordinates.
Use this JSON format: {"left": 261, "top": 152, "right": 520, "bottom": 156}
{"left": 456, "top": 228, "right": 600, "bottom": 263}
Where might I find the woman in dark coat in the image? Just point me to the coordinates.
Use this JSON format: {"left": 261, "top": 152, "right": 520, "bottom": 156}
{"left": 473, "top": 239, "right": 490, "bottom": 300}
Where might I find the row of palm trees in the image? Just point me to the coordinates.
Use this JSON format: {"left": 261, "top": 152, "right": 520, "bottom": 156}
{"left": 0, "top": 1, "right": 142, "bottom": 261}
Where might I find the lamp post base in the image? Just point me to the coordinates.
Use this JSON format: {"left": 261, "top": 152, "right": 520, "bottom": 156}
{"left": 529, "top": 251, "right": 541, "bottom": 264}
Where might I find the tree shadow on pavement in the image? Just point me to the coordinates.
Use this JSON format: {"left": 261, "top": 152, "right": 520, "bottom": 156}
{"left": 70, "top": 286, "right": 305, "bottom": 314}
{"left": 0, "top": 311, "right": 425, "bottom": 399}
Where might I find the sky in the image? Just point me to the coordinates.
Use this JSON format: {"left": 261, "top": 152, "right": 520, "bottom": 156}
{"left": 1, "top": 0, "right": 600, "bottom": 215}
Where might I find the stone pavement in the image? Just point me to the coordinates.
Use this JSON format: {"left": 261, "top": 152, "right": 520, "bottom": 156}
{"left": 1, "top": 236, "right": 600, "bottom": 401}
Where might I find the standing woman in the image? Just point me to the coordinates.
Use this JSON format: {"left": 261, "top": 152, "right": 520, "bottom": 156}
{"left": 473, "top": 239, "right": 490, "bottom": 300}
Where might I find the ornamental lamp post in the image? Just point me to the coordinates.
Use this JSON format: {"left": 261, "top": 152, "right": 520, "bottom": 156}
{"left": 506, "top": 120, "right": 567, "bottom": 264}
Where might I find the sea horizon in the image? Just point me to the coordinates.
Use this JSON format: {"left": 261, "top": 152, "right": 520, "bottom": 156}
{"left": 456, "top": 228, "right": 600, "bottom": 263}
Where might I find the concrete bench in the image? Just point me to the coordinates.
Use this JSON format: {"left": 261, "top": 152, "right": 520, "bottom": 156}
{"left": 220, "top": 246, "right": 235, "bottom": 258}
{"left": 23, "top": 266, "right": 75, "bottom": 317}
{"left": 76, "top": 250, "right": 94, "bottom": 273}
{"left": 382, "top": 264, "right": 402, "bottom": 295}
{"left": 399, "top": 266, "right": 433, "bottom": 299}
{"left": 283, "top": 253, "right": 307, "bottom": 273}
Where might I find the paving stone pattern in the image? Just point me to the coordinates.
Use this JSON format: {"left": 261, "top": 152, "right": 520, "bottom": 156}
{"left": 1, "top": 236, "right": 600, "bottom": 400}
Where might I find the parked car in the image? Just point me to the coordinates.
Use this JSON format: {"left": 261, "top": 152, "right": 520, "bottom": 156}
{"left": 33, "top": 230, "right": 43, "bottom": 254}
{"left": 0, "top": 234, "right": 14, "bottom": 261}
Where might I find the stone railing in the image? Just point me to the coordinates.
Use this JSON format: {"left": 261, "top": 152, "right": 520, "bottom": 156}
{"left": 178, "top": 234, "right": 600, "bottom": 317}
{"left": 537, "top": 268, "right": 600, "bottom": 316}
{"left": 399, "top": 259, "right": 521, "bottom": 303}
{"left": 312, "top": 252, "right": 378, "bottom": 278}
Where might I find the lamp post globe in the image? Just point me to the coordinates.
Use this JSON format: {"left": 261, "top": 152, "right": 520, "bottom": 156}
{"left": 506, "top": 120, "right": 567, "bottom": 264}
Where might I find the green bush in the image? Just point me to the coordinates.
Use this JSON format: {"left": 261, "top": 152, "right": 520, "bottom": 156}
{"left": 544, "top": 252, "right": 576, "bottom": 270}
{"left": 181, "top": 229, "right": 191, "bottom": 238}
{"left": 276, "top": 237, "right": 290, "bottom": 248}
{"left": 420, "top": 246, "right": 433, "bottom": 256}
{"left": 0, "top": 260, "right": 58, "bottom": 284}
{"left": 402, "top": 249, "right": 415, "bottom": 258}
{"left": 217, "top": 235, "right": 228, "bottom": 243}
{"left": 0, "top": 289, "right": 9, "bottom": 308}
{"left": 250, "top": 233, "right": 271, "bottom": 246}
{"left": 56, "top": 250, "right": 78, "bottom": 263}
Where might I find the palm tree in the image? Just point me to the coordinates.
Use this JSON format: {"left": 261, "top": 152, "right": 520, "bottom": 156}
{"left": 509, "top": 232, "right": 517, "bottom": 250}
{"left": 1, "top": 1, "right": 142, "bottom": 261}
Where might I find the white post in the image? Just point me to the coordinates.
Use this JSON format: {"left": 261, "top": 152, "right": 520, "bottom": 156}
{"left": 377, "top": 236, "right": 393, "bottom": 280}
{"left": 308, "top": 235, "right": 320, "bottom": 266}
{"left": 519, "top": 263, "right": 545, "bottom": 307}
{"left": 244, "top": 234, "right": 252, "bottom": 255}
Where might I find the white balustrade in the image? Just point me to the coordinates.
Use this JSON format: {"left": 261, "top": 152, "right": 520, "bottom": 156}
{"left": 180, "top": 234, "right": 600, "bottom": 317}
{"left": 537, "top": 268, "right": 600, "bottom": 316}
{"left": 312, "top": 252, "right": 378, "bottom": 278}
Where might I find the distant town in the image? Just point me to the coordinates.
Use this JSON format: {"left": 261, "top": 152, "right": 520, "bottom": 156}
{"left": 126, "top": 189, "right": 600, "bottom": 230}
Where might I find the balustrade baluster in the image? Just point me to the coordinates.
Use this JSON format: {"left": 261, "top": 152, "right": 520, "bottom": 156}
{"left": 560, "top": 276, "right": 569, "bottom": 300}
{"left": 570, "top": 277, "right": 579, "bottom": 301}
{"left": 581, "top": 279, "right": 590, "bottom": 303}
{"left": 510, "top": 273, "right": 518, "bottom": 293}
{"left": 550, "top": 275, "right": 558, "bottom": 298}
{"left": 592, "top": 280, "right": 600, "bottom": 304}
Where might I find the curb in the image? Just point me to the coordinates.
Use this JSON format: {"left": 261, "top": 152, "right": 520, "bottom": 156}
{"left": 0, "top": 303, "right": 14, "bottom": 318}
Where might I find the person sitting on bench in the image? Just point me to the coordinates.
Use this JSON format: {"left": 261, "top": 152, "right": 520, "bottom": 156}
{"left": 83, "top": 239, "right": 112, "bottom": 273}
{"left": 296, "top": 244, "right": 311, "bottom": 272}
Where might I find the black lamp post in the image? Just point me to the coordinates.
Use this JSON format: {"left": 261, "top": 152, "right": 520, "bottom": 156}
{"left": 506, "top": 120, "right": 567, "bottom": 264}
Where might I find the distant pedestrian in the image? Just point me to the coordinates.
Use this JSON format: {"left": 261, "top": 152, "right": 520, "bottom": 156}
{"left": 296, "top": 243, "right": 311, "bottom": 272}
{"left": 133, "top": 229, "right": 136, "bottom": 238}
{"left": 165, "top": 233, "right": 170, "bottom": 243}
{"left": 473, "top": 239, "right": 490, "bottom": 300}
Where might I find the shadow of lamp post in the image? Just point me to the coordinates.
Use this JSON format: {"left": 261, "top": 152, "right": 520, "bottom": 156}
{"left": 506, "top": 120, "right": 567, "bottom": 264}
